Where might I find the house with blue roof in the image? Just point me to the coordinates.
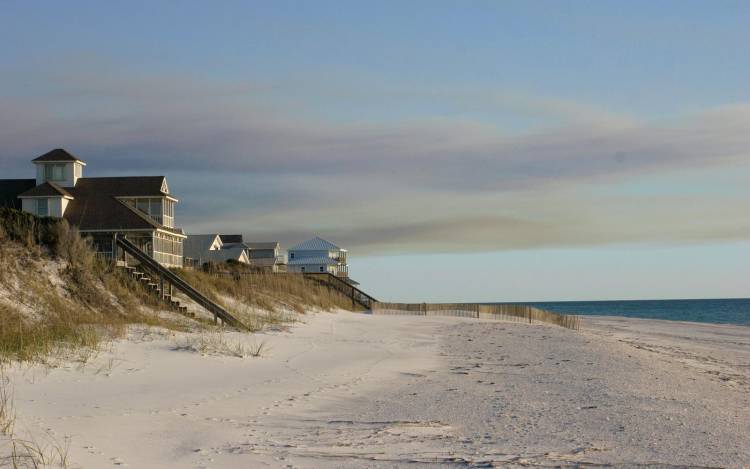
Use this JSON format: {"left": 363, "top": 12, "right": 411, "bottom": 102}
{"left": 287, "top": 236, "right": 350, "bottom": 279}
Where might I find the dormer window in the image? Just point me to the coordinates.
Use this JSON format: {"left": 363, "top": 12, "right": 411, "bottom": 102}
{"left": 44, "top": 164, "right": 65, "bottom": 182}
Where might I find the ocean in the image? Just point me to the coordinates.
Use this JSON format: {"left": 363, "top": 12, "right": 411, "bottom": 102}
{"left": 522, "top": 298, "right": 750, "bottom": 326}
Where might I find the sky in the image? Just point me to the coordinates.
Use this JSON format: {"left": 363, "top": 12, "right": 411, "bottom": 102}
{"left": 1, "top": 1, "right": 749, "bottom": 302}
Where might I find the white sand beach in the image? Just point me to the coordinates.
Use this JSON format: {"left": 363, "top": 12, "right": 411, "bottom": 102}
{"left": 5, "top": 312, "right": 750, "bottom": 468}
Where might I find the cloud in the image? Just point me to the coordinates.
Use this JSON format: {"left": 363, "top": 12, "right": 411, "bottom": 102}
{"left": 1, "top": 60, "right": 749, "bottom": 254}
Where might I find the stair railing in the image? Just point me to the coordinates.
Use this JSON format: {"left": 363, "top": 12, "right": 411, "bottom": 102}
{"left": 114, "top": 234, "right": 246, "bottom": 329}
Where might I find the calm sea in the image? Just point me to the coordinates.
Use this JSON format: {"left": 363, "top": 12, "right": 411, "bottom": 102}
{"left": 517, "top": 298, "right": 750, "bottom": 326}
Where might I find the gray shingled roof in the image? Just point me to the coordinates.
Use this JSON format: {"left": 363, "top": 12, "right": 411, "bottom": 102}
{"left": 183, "top": 234, "right": 221, "bottom": 259}
{"left": 72, "top": 176, "right": 168, "bottom": 197}
{"left": 18, "top": 181, "right": 73, "bottom": 198}
{"left": 289, "top": 236, "right": 341, "bottom": 251}
{"left": 62, "top": 176, "right": 182, "bottom": 234}
{"left": 206, "top": 246, "right": 248, "bottom": 263}
{"left": 32, "top": 148, "right": 85, "bottom": 164}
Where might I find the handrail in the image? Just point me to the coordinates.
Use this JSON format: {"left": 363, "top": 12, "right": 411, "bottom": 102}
{"left": 115, "top": 234, "right": 246, "bottom": 330}
{"left": 303, "top": 272, "right": 377, "bottom": 309}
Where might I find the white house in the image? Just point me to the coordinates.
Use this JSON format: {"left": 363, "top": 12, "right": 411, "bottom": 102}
{"left": 0, "top": 148, "right": 186, "bottom": 267}
{"left": 287, "top": 237, "right": 349, "bottom": 278}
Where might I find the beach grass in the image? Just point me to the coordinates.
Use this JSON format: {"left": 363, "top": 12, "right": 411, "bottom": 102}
{"left": 0, "top": 212, "right": 187, "bottom": 365}
{"left": 174, "top": 268, "right": 356, "bottom": 320}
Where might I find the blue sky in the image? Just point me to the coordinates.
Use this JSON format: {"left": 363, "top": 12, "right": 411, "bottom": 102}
{"left": 2, "top": 1, "right": 749, "bottom": 301}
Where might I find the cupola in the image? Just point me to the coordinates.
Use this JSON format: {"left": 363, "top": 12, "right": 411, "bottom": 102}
{"left": 32, "top": 148, "right": 86, "bottom": 188}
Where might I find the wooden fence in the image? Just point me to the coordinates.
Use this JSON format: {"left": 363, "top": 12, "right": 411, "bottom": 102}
{"left": 371, "top": 302, "right": 581, "bottom": 330}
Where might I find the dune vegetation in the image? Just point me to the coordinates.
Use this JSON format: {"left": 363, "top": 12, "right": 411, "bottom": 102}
{"left": 0, "top": 208, "right": 355, "bottom": 365}
{"left": 0, "top": 208, "right": 190, "bottom": 365}
{"left": 174, "top": 267, "right": 358, "bottom": 331}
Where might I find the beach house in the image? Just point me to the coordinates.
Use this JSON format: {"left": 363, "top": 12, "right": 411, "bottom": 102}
{"left": 0, "top": 148, "right": 187, "bottom": 267}
{"left": 215, "top": 235, "right": 286, "bottom": 272}
{"left": 183, "top": 233, "right": 250, "bottom": 267}
{"left": 245, "top": 242, "right": 286, "bottom": 272}
{"left": 287, "top": 236, "right": 349, "bottom": 278}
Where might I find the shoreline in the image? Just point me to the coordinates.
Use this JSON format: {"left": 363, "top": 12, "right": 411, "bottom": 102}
{"left": 585, "top": 313, "right": 750, "bottom": 328}
{"left": 4, "top": 312, "right": 750, "bottom": 467}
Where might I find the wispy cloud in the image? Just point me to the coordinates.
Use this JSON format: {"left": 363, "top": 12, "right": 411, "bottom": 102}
{"left": 1, "top": 60, "right": 748, "bottom": 254}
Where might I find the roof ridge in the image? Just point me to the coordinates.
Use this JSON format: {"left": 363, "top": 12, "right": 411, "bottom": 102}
{"left": 78, "top": 176, "right": 166, "bottom": 180}
{"left": 32, "top": 148, "right": 85, "bottom": 163}
{"left": 17, "top": 181, "right": 74, "bottom": 198}
{"left": 290, "top": 236, "right": 340, "bottom": 251}
{"left": 45, "top": 181, "right": 74, "bottom": 198}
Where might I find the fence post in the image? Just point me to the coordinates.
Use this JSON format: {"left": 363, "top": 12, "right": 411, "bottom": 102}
{"left": 112, "top": 234, "right": 119, "bottom": 266}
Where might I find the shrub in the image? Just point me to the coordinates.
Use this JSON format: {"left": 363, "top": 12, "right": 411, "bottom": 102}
{"left": 0, "top": 208, "right": 59, "bottom": 248}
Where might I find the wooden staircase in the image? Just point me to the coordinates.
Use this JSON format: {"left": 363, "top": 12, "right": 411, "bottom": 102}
{"left": 114, "top": 234, "right": 247, "bottom": 330}
{"left": 302, "top": 273, "right": 377, "bottom": 309}
{"left": 118, "top": 265, "right": 193, "bottom": 317}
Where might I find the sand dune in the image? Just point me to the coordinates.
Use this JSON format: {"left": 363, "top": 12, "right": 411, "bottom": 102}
{"left": 5, "top": 312, "right": 749, "bottom": 467}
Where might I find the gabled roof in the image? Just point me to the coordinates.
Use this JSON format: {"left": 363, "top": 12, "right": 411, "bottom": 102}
{"left": 74, "top": 176, "right": 169, "bottom": 197}
{"left": 0, "top": 179, "right": 35, "bottom": 209}
{"left": 289, "top": 236, "right": 341, "bottom": 251}
{"left": 206, "top": 246, "right": 249, "bottom": 264}
{"left": 183, "top": 234, "right": 222, "bottom": 259}
{"left": 18, "top": 182, "right": 73, "bottom": 198}
{"left": 62, "top": 177, "right": 183, "bottom": 235}
{"left": 63, "top": 194, "right": 156, "bottom": 232}
{"left": 32, "top": 148, "right": 85, "bottom": 164}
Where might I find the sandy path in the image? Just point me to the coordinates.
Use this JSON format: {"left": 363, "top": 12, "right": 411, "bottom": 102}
{"left": 7, "top": 313, "right": 750, "bottom": 468}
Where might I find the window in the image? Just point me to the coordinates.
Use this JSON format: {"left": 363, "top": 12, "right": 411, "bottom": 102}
{"left": 136, "top": 199, "right": 149, "bottom": 213}
{"left": 319, "top": 266, "right": 324, "bottom": 272}
{"left": 44, "top": 164, "right": 65, "bottom": 182}
{"left": 290, "top": 252, "right": 295, "bottom": 259}
{"left": 126, "top": 198, "right": 173, "bottom": 227}
{"left": 37, "top": 199, "right": 48, "bottom": 217}
{"left": 301, "top": 266, "right": 305, "bottom": 272}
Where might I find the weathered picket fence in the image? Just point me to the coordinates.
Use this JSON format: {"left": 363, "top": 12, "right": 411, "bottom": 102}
{"left": 371, "top": 302, "right": 581, "bottom": 330}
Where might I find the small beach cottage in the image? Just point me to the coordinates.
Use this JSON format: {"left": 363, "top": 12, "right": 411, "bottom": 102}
{"left": 217, "top": 235, "right": 286, "bottom": 272}
{"left": 183, "top": 234, "right": 223, "bottom": 266}
{"left": 287, "top": 236, "right": 349, "bottom": 277}
{"left": 183, "top": 234, "right": 250, "bottom": 267}
{"left": 0, "top": 148, "right": 186, "bottom": 267}
{"left": 245, "top": 242, "right": 286, "bottom": 272}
